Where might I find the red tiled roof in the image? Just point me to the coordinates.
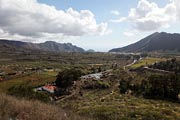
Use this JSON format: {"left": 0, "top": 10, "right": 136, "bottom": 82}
{"left": 43, "top": 85, "right": 57, "bottom": 90}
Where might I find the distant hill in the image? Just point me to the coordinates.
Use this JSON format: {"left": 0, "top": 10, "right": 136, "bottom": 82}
{"left": 0, "top": 40, "right": 85, "bottom": 52}
{"left": 86, "top": 49, "right": 95, "bottom": 52}
{"left": 109, "top": 32, "right": 180, "bottom": 53}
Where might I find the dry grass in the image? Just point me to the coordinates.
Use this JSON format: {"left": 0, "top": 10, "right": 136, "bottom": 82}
{"left": 0, "top": 94, "right": 90, "bottom": 120}
{"left": 59, "top": 89, "right": 180, "bottom": 120}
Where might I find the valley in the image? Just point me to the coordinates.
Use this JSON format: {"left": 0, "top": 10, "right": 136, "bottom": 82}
{"left": 1, "top": 48, "right": 180, "bottom": 120}
{"left": 1, "top": 0, "right": 180, "bottom": 119}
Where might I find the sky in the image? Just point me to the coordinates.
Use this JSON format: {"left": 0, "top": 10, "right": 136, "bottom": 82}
{"left": 0, "top": 0, "right": 180, "bottom": 51}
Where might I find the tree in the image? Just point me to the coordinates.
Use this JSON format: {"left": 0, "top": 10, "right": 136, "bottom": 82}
{"left": 55, "top": 68, "right": 82, "bottom": 88}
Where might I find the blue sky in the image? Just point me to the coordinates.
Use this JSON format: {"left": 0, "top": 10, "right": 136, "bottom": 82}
{"left": 38, "top": 0, "right": 179, "bottom": 51}
{"left": 0, "top": 0, "right": 179, "bottom": 51}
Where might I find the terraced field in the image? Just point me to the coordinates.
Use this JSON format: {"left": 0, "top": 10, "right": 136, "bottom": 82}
{"left": 130, "top": 57, "right": 166, "bottom": 69}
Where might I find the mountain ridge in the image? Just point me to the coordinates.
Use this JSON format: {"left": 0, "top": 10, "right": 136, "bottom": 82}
{"left": 0, "top": 39, "right": 85, "bottom": 52}
{"left": 109, "top": 32, "right": 180, "bottom": 53}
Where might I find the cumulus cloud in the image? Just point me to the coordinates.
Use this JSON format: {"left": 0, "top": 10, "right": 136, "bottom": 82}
{"left": 111, "top": 0, "right": 177, "bottom": 31}
{"left": 0, "top": 0, "right": 110, "bottom": 41}
{"left": 174, "top": 0, "right": 180, "bottom": 20}
{"left": 110, "top": 17, "right": 126, "bottom": 23}
{"left": 123, "top": 31, "right": 135, "bottom": 37}
{"left": 111, "top": 10, "right": 120, "bottom": 16}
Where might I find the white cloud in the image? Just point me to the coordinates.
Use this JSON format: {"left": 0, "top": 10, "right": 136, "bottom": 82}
{"left": 110, "top": 17, "right": 126, "bottom": 23}
{"left": 123, "top": 31, "right": 135, "bottom": 37}
{"left": 174, "top": 0, "right": 180, "bottom": 20}
{"left": 111, "top": 10, "right": 120, "bottom": 16}
{"left": 112, "top": 0, "right": 177, "bottom": 31}
{"left": 0, "top": 0, "right": 110, "bottom": 41}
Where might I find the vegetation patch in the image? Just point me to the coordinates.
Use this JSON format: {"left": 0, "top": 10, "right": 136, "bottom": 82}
{"left": 130, "top": 57, "right": 164, "bottom": 69}
{"left": 0, "top": 94, "right": 89, "bottom": 120}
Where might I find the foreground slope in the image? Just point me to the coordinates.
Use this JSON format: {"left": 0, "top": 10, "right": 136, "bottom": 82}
{"left": 109, "top": 32, "right": 180, "bottom": 53}
{"left": 0, "top": 94, "right": 89, "bottom": 120}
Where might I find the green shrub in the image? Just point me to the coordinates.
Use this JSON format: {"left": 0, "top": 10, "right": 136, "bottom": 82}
{"left": 142, "top": 74, "right": 180, "bottom": 101}
{"left": 119, "top": 77, "right": 132, "bottom": 94}
{"left": 96, "top": 80, "right": 110, "bottom": 89}
{"left": 7, "top": 85, "right": 49, "bottom": 102}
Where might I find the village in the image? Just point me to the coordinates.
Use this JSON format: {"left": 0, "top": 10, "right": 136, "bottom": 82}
{"left": 33, "top": 69, "right": 114, "bottom": 101}
{"left": 0, "top": 59, "right": 118, "bottom": 101}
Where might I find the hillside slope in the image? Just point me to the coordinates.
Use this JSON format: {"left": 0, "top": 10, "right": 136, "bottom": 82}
{"left": 0, "top": 94, "right": 89, "bottom": 120}
{"left": 0, "top": 39, "right": 85, "bottom": 52}
{"left": 109, "top": 32, "right": 180, "bottom": 53}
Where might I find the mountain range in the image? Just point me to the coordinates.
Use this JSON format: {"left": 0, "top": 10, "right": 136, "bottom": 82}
{"left": 109, "top": 32, "right": 180, "bottom": 53}
{"left": 0, "top": 40, "right": 85, "bottom": 52}
{"left": 1, "top": 32, "right": 180, "bottom": 53}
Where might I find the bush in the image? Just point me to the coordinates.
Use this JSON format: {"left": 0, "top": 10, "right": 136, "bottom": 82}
{"left": 119, "top": 77, "right": 132, "bottom": 94}
{"left": 96, "top": 80, "right": 110, "bottom": 89}
{"left": 142, "top": 74, "right": 180, "bottom": 101}
{"left": 7, "top": 85, "right": 49, "bottom": 102}
{"left": 119, "top": 79, "right": 129, "bottom": 93}
{"left": 83, "top": 80, "right": 110, "bottom": 89}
